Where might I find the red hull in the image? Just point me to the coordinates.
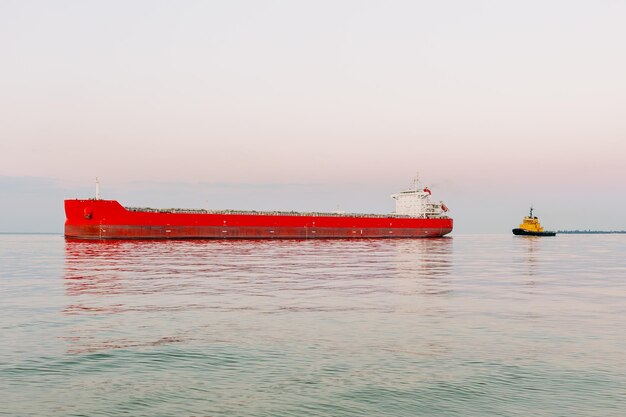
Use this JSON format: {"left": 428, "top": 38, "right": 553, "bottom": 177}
{"left": 64, "top": 199, "right": 453, "bottom": 239}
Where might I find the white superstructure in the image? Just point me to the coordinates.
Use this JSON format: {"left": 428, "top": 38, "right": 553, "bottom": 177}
{"left": 391, "top": 178, "right": 449, "bottom": 218}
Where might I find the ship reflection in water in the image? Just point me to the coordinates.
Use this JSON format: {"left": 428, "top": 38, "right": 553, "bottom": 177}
{"left": 6, "top": 234, "right": 618, "bottom": 416}
{"left": 63, "top": 238, "right": 454, "bottom": 354}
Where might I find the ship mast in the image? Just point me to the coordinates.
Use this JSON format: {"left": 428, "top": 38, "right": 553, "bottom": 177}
{"left": 95, "top": 177, "right": 101, "bottom": 200}
{"left": 412, "top": 172, "right": 420, "bottom": 190}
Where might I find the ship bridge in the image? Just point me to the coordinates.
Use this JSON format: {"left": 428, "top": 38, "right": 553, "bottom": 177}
{"left": 391, "top": 180, "right": 448, "bottom": 218}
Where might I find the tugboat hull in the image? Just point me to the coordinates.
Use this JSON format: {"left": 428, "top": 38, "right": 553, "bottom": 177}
{"left": 512, "top": 228, "right": 556, "bottom": 237}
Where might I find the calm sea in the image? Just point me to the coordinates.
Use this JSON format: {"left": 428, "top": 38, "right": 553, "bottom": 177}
{"left": 1, "top": 234, "right": 624, "bottom": 416}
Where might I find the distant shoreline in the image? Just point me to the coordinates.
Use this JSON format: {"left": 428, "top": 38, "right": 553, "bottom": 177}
{"left": 556, "top": 230, "right": 626, "bottom": 234}
{"left": 0, "top": 232, "right": 61, "bottom": 235}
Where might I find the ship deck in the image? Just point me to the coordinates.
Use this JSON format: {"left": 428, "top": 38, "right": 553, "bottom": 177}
{"left": 124, "top": 206, "right": 449, "bottom": 219}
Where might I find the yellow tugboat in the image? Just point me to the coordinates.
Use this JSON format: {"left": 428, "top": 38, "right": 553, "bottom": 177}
{"left": 512, "top": 207, "right": 556, "bottom": 236}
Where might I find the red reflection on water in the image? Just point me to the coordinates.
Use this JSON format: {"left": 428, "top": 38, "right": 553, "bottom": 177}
{"left": 62, "top": 237, "right": 454, "bottom": 355}
{"left": 64, "top": 237, "right": 454, "bottom": 306}
{"left": 65, "top": 240, "right": 127, "bottom": 297}
{"left": 60, "top": 335, "right": 185, "bottom": 355}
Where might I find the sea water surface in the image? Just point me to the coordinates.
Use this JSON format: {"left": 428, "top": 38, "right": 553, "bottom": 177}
{"left": 1, "top": 234, "right": 624, "bottom": 416}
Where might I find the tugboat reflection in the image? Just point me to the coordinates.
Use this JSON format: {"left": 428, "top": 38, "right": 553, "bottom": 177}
{"left": 521, "top": 235, "right": 539, "bottom": 280}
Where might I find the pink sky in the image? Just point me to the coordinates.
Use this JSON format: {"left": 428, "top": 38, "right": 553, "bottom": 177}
{"left": 1, "top": 1, "right": 625, "bottom": 232}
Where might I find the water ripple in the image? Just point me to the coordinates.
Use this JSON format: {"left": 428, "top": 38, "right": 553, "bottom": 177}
{"left": 1, "top": 234, "right": 625, "bottom": 416}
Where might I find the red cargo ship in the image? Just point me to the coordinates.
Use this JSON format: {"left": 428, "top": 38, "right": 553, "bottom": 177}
{"left": 64, "top": 179, "right": 453, "bottom": 239}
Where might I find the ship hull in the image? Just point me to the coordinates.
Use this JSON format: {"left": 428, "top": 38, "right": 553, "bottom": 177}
{"left": 512, "top": 228, "right": 556, "bottom": 237}
{"left": 65, "top": 200, "right": 453, "bottom": 240}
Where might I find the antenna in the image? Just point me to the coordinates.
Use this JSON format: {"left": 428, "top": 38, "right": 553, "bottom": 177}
{"left": 95, "top": 177, "right": 101, "bottom": 200}
{"left": 412, "top": 171, "right": 420, "bottom": 190}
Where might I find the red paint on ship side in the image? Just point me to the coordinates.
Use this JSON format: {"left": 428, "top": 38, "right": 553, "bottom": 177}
{"left": 64, "top": 199, "right": 453, "bottom": 239}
